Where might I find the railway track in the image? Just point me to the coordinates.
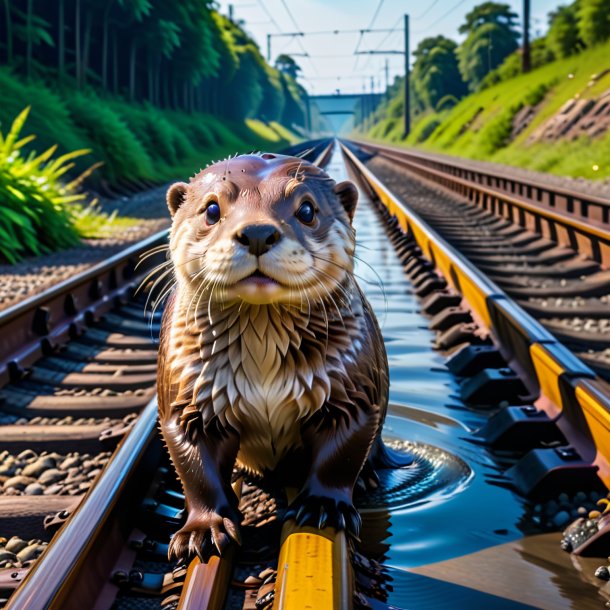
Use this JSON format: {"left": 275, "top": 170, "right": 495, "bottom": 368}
{"left": 349, "top": 139, "right": 610, "bottom": 380}
{"left": 1, "top": 138, "right": 610, "bottom": 609}
{"left": 0, "top": 141, "right": 332, "bottom": 609}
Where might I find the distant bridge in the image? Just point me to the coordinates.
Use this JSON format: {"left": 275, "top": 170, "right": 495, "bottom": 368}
{"left": 309, "top": 93, "right": 383, "bottom": 134}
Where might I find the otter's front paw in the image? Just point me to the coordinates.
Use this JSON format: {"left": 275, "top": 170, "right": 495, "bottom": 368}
{"left": 284, "top": 491, "right": 362, "bottom": 539}
{"left": 168, "top": 510, "right": 241, "bottom": 562}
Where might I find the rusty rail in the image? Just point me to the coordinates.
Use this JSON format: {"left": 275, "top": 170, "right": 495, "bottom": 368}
{"left": 350, "top": 139, "right": 610, "bottom": 267}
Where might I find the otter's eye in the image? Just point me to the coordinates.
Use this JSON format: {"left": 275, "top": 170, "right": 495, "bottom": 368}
{"left": 204, "top": 202, "right": 221, "bottom": 225}
{"left": 296, "top": 201, "right": 316, "bottom": 225}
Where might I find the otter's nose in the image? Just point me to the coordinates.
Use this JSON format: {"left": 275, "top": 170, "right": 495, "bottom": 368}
{"left": 235, "top": 224, "right": 281, "bottom": 256}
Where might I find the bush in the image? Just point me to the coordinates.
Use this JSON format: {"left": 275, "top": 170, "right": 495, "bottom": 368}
{"left": 0, "top": 108, "right": 84, "bottom": 262}
{"left": 435, "top": 95, "right": 459, "bottom": 112}
{"left": 478, "top": 104, "right": 521, "bottom": 154}
{"left": 110, "top": 101, "right": 196, "bottom": 165}
{"left": 413, "top": 115, "right": 443, "bottom": 143}
{"left": 0, "top": 69, "right": 90, "bottom": 170}
{"left": 65, "top": 92, "right": 154, "bottom": 184}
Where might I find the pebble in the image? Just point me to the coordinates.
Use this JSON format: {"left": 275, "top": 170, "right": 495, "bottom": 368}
{"left": 16, "top": 544, "right": 45, "bottom": 563}
{"left": 0, "top": 536, "right": 49, "bottom": 570}
{"left": 0, "top": 450, "right": 111, "bottom": 496}
{"left": 22, "top": 456, "right": 56, "bottom": 478}
{"left": 38, "top": 468, "right": 66, "bottom": 485}
{"left": 4, "top": 536, "right": 28, "bottom": 553}
{"left": 0, "top": 550, "right": 17, "bottom": 562}
{"left": 553, "top": 511, "right": 570, "bottom": 528}
{"left": 3, "top": 475, "right": 36, "bottom": 491}
{"left": 24, "top": 482, "right": 44, "bottom": 495}
{"left": 595, "top": 566, "right": 610, "bottom": 581}
{"left": 59, "top": 456, "right": 81, "bottom": 471}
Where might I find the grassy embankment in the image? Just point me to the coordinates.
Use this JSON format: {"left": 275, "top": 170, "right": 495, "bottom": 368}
{"left": 364, "top": 39, "right": 610, "bottom": 180}
{"left": 0, "top": 69, "right": 300, "bottom": 262}
{"left": 0, "top": 69, "right": 300, "bottom": 191}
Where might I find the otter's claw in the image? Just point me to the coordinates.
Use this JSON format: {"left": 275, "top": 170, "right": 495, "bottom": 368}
{"left": 169, "top": 511, "right": 241, "bottom": 563}
{"left": 285, "top": 494, "right": 362, "bottom": 539}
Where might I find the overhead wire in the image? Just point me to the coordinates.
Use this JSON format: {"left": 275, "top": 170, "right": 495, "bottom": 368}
{"left": 412, "top": 0, "right": 440, "bottom": 21}
{"left": 418, "top": 0, "right": 469, "bottom": 31}
{"left": 354, "top": 0, "right": 384, "bottom": 70}
{"left": 278, "top": 0, "right": 319, "bottom": 75}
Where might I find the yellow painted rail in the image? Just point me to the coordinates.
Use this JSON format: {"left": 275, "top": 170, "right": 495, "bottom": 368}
{"left": 273, "top": 521, "right": 352, "bottom": 610}
{"left": 340, "top": 141, "right": 610, "bottom": 486}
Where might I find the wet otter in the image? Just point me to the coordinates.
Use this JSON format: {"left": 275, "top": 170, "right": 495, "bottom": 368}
{"left": 157, "top": 152, "right": 408, "bottom": 561}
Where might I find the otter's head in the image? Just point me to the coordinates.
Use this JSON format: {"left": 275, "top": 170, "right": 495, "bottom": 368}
{"left": 166, "top": 153, "right": 358, "bottom": 306}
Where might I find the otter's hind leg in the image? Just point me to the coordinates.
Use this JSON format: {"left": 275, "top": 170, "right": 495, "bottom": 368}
{"left": 160, "top": 414, "right": 241, "bottom": 562}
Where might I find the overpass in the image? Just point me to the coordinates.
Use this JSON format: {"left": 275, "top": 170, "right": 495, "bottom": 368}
{"left": 309, "top": 93, "right": 383, "bottom": 134}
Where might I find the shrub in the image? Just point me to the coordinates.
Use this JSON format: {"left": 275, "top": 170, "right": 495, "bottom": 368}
{"left": 413, "top": 115, "right": 443, "bottom": 143}
{"left": 435, "top": 95, "right": 459, "bottom": 112}
{"left": 0, "top": 108, "right": 85, "bottom": 262}
{"left": 110, "top": 101, "right": 196, "bottom": 165}
{"left": 0, "top": 69, "right": 90, "bottom": 170}
{"left": 65, "top": 92, "right": 154, "bottom": 184}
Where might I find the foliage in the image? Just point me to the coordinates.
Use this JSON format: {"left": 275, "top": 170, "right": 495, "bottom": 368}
{"left": 276, "top": 55, "right": 301, "bottom": 80}
{"left": 65, "top": 93, "right": 154, "bottom": 185}
{"left": 577, "top": 0, "right": 610, "bottom": 47}
{"left": 412, "top": 37, "right": 467, "bottom": 111}
{"left": 457, "top": 2, "right": 520, "bottom": 89}
{"left": 0, "top": 1, "right": 308, "bottom": 131}
{"left": 72, "top": 202, "right": 139, "bottom": 239}
{"left": 365, "top": 36, "right": 610, "bottom": 180}
{"left": 480, "top": 38, "right": 555, "bottom": 88}
{"left": 413, "top": 115, "right": 443, "bottom": 143}
{"left": 435, "top": 95, "right": 459, "bottom": 112}
{"left": 548, "top": 3, "right": 583, "bottom": 58}
{"left": 0, "top": 107, "right": 82, "bottom": 262}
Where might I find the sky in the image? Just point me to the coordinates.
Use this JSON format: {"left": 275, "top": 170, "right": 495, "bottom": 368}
{"left": 217, "top": 0, "right": 562, "bottom": 95}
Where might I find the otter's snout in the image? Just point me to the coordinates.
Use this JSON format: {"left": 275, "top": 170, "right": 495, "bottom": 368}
{"left": 235, "top": 224, "right": 282, "bottom": 256}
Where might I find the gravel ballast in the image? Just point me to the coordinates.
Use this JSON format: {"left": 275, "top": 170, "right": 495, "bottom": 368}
{"left": 0, "top": 185, "right": 171, "bottom": 312}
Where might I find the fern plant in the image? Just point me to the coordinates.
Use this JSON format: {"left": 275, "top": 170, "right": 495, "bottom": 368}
{"left": 0, "top": 107, "right": 89, "bottom": 263}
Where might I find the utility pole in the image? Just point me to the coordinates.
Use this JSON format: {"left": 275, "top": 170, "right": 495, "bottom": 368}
{"left": 522, "top": 0, "right": 531, "bottom": 73}
{"left": 403, "top": 14, "right": 410, "bottom": 138}
{"left": 228, "top": 4, "right": 234, "bottom": 22}
{"left": 353, "top": 15, "right": 410, "bottom": 136}
{"left": 267, "top": 34, "right": 271, "bottom": 62}
{"left": 385, "top": 58, "right": 389, "bottom": 102}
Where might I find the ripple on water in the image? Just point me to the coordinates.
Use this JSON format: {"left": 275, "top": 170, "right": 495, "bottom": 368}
{"left": 356, "top": 440, "right": 472, "bottom": 513}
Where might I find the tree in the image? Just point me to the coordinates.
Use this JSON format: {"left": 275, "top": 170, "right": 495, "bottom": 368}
{"left": 275, "top": 54, "right": 301, "bottom": 80}
{"left": 0, "top": 0, "right": 307, "bottom": 126}
{"left": 411, "top": 36, "right": 467, "bottom": 111}
{"left": 457, "top": 2, "right": 519, "bottom": 89}
{"left": 577, "top": 0, "right": 610, "bottom": 47}
{"left": 548, "top": 3, "right": 583, "bottom": 57}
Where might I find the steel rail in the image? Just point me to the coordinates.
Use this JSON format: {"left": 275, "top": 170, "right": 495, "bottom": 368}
{"left": 5, "top": 398, "right": 160, "bottom": 610}
{"left": 350, "top": 139, "right": 610, "bottom": 267}
{"left": 1, "top": 140, "right": 336, "bottom": 610}
{"left": 340, "top": 141, "right": 610, "bottom": 487}
{"left": 351, "top": 138, "right": 610, "bottom": 224}
{"left": 0, "top": 228, "right": 169, "bottom": 387}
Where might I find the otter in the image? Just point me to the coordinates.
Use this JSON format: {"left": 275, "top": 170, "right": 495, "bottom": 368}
{"left": 157, "top": 152, "right": 409, "bottom": 561}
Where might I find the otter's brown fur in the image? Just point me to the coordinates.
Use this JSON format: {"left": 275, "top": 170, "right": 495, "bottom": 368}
{"left": 157, "top": 152, "right": 397, "bottom": 561}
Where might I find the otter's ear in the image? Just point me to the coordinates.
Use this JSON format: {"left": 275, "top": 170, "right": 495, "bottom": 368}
{"left": 166, "top": 182, "right": 189, "bottom": 217}
{"left": 334, "top": 181, "right": 358, "bottom": 222}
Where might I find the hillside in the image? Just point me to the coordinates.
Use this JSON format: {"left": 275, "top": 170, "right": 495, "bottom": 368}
{"left": 362, "top": 38, "right": 610, "bottom": 181}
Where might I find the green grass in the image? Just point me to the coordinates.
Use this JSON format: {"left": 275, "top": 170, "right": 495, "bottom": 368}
{"left": 364, "top": 38, "right": 610, "bottom": 180}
